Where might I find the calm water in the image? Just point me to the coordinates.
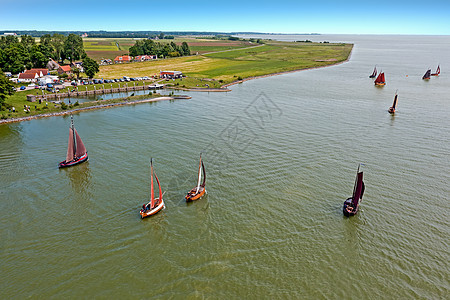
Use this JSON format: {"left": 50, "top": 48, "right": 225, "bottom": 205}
{"left": 1, "top": 35, "right": 449, "bottom": 298}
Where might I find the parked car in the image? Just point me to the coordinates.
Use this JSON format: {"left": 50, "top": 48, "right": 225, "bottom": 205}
{"left": 20, "top": 86, "right": 26, "bottom": 90}
{"left": 46, "top": 83, "right": 53, "bottom": 88}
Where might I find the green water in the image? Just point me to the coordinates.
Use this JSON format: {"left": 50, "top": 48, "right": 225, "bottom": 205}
{"left": 1, "top": 35, "right": 449, "bottom": 298}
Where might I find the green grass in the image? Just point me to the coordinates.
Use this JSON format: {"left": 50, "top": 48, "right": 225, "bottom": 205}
{"left": 97, "top": 40, "right": 352, "bottom": 85}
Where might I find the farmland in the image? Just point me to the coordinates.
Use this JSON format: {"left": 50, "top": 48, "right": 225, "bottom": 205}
{"left": 83, "top": 37, "right": 256, "bottom": 61}
{"left": 97, "top": 40, "right": 353, "bottom": 87}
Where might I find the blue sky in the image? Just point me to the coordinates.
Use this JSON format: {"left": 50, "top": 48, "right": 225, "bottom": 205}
{"left": 1, "top": 0, "right": 449, "bottom": 35}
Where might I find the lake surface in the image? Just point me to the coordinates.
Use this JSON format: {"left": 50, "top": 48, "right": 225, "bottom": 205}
{"left": 1, "top": 35, "right": 449, "bottom": 298}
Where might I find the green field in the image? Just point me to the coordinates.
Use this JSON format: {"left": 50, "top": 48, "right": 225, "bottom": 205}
{"left": 97, "top": 40, "right": 353, "bottom": 84}
{"left": 83, "top": 37, "right": 255, "bottom": 61}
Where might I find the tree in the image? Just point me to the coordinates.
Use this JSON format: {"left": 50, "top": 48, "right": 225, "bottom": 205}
{"left": 64, "top": 34, "right": 85, "bottom": 63}
{"left": 30, "top": 45, "right": 48, "bottom": 68}
{"left": 83, "top": 57, "right": 99, "bottom": 78}
{"left": 158, "top": 32, "right": 165, "bottom": 40}
{"left": 71, "top": 66, "right": 80, "bottom": 80}
{"left": 181, "top": 42, "right": 190, "bottom": 56}
{"left": 0, "top": 68, "right": 15, "bottom": 109}
{"left": 2, "top": 43, "right": 28, "bottom": 74}
{"left": 20, "top": 35, "right": 35, "bottom": 52}
{"left": 51, "top": 33, "right": 66, "bottom": 62}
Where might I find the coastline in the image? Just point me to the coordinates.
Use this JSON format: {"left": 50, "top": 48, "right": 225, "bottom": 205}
{"left": 220, "top": 55, "right": 351, "bottom": 89}
{"left": 1, "top": 48, "right": 352, "bottom": 124}
{"left": 0, "top": 97, "right": 174, "bottom": 125}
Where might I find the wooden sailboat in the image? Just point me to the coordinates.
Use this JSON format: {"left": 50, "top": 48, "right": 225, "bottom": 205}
{"left": 140, "top": 159, "right": 165, "bottom": 218}
{"left": 185, "top": 153, "right": 206, "bottom": 202}
{"left": 431, "top": 65, "right": 440, "bottom": 76}
{"left": 369, "top": 65, "right": 377, "bottom": 78}
{"left": 388, "top": 91, "right": 398, "bottom": 114}
{"left": 422, "top": 69, "right": 431, "bottom": 80}
{"left": 343, "top": 164, "right": 365, "bottom": 217}
{"left": 374, "top": 72, "right": 386, "bottom": 86}
{"left": 59, "top": 115, "right": 88, "bottom": 168}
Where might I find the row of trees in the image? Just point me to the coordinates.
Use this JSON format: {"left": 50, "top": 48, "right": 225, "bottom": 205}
{"left": 129, "top": 40, "right": 190, "bottom": 58}
{"left": 0, "top": 33, "right": 85, "bottom": 74}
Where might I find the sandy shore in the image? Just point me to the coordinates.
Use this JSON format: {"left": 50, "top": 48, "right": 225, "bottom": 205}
{"left": 0, "top": 97, "right": 173, "bottom": 125}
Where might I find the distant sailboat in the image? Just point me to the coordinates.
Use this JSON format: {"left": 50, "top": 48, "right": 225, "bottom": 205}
{"left": 422, "top": 69, "right": 431, "bottom": 80}
{"left": 388, "top": 91, "right": 398, "bottom": 114}
{"left": 431, "top": 65, "right": 440, "bottom": 76}
{"left": 185, "top": 153, "right": 206, "bottom": 202}
{"left": 374, "top": 72, "right": 386, "bottom": 86}
{"left": 343, "top": 164, "right": 365, "bottom": 217}
{"left": 369, "top": 66, "right": 377, "bottom": 78}
{"left": 59, "top": 115, "right": 88, "bottom": 168}
{"left": 140, "top": 159, "right": 165, "bottom": 218}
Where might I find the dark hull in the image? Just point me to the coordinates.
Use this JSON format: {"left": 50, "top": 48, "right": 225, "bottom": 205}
{"left": 388, "top": 107, "right": 395, "bottom": 114}
{"left": 59, "top": 153, "right": 88, "bottom": 168}
{"left": 369, "top": 75, "right": 376, "bottom": 78}
{"left": 343, "top": 198, "right": 359, "bottom": 217}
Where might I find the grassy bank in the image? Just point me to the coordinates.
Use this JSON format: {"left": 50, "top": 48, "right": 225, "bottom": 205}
{"left": 98, "top": 40, "right": 352, "bottom": 85}
{"left": 1, "top": 90, "right": 165, "bottom": 121}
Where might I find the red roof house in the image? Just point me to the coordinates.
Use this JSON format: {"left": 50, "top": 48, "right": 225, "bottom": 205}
{"left": 114, "top": 55, "right": 133, "bottom": 63}
{"left": 58, "top": 65, "right": 72, "bottom": 74}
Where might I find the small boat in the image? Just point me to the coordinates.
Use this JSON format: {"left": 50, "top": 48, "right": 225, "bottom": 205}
{"left": 369, "top": 66, "right": 377, "bottom": 78}
{"left": 422, "top": 69, "right": 431, "bottom": 80}
{"left": 59, "top": 115, "right": 88, "bottom": 168}
{"left": 185, "top": 153, "right": 206, "bottom": 202}
{"left": 431, "top": 65, "right": 440, "bottom": 76}
{"left": 374, "top": 72, "right": 386, "bottom": 86}
{"left": 388, "top": 91, "right": 398, "bottom": 114}
{"left": 140, "top": 159, "right": 165, "bottom": 218}
{"left": 343, "top": 164, "right": 365, "bottom": 217}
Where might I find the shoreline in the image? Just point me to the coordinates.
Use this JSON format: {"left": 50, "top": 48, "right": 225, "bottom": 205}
{"left": 1, "top": 50, "right": 352, "bottom": 124}
{"left": 220, "top": 56, "right": 351, "bottom": 89}
{"left": 0, "top": 97, "right": 173, "bottom": 125}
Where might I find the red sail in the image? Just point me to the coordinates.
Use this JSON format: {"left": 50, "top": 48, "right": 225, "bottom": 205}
{"left": 65, "top": 128, "right": 75, "bottom": 162}
{"left": 155, "top": 172, "right": 162, "bottom": 206}
{"left": 74, "top": 129, "right": 87, "bottom": 157}
{"left": 375, "top": 72, "right": 385, "bottom": 83}
{"left": 352, "top": 172, "right": 364, "bottom": 207}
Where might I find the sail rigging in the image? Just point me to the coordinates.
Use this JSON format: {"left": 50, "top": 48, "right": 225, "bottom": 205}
{"left": 369, "top": 66, "right": 377, "bottom": 78}
{"left": 431, "top": 65, "right": 440, "bottom": 76}
{"left": 149, "top": 159, "right": 162, "bottom": 209}
{"left": 195, "top": 154, "right": 202, "bottom": 193}
{"left": 392, "top": 93, "right": 398, "bottom": 110}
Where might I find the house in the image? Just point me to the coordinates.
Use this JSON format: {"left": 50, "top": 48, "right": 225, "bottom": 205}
{"left": 114, "top": 55, "right": 133, "bottom": 63}
{"left": 134, "top": 55, "right": 157, "bottom": 62}
{"left": 17, "top": 69, "right": 49, "bottom": 82}
{"left": 47, "top": 58, "right": 60, "bottom": 70}
{"left": 38, "top": 75, "right": 59, "bottom": 85}
{"left": 72, "top": 61, "right": 84, "bottom": 73}
{"left": 18, "top": 72, "right": 39, "bottom": 83}
{"left": 160, "top": 71, "right": 183, "bottom": 79}
{"left": 100, "top": 59, "right": 112, "bottom": 65}
{"left": 58, "top": 65, "right": 72, "bottom": 74}
{"left": 27, "top": 68, "right": 48, "bottom": 77}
